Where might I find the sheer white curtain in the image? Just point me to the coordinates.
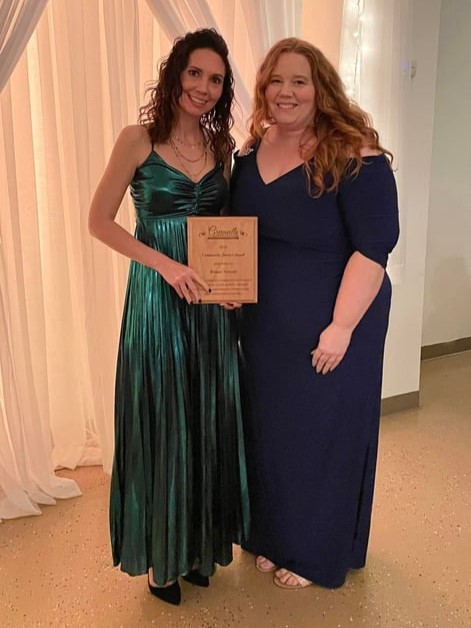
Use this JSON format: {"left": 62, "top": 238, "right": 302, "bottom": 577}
{"left": 239, "top": 0, "right": 302, "bottom": 64}
{"left": 0, "top": 0, "right": 168, "bottom": 519}
{"left": 0, "top": 0, "right": 81, "bottom": 520}
{"left": 0, "top": 0, "right": 48, "bottom": 92}
{"left": 339, "top": 0, "right": 410, "bottom": 281}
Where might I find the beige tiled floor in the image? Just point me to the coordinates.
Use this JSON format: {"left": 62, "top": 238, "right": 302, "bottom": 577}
{"left": 1, "top": 352, "right": 470, "bottom": 627}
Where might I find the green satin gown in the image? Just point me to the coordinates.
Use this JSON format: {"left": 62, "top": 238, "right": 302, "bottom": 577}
{"left": 109, "top": 150, "right": 250, "bottom": 586}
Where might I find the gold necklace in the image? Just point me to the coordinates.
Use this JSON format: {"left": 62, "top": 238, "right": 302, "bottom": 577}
{"left": 173, "top": 134, "right": 203, "bottom": 149}
{"left": 170, "top": 141, "right": 208, "bottom": 181}
{"left": 170, "top": 137, "right": 205, "bottom": 163}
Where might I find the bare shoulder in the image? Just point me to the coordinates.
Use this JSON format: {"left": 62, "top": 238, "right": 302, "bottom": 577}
{"left": 360, "top": 133, "right": 382, "bottom": 157}
{"left": 360, "top": 146, "right": 382, "bottom": 157}
{"left": 116, "top": 124, "right": 150, "bottom": 150}
{"left": 113, "top": 124, "right": 152, "bottom": 167}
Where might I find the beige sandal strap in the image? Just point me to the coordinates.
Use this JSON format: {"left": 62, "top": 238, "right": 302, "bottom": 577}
{"left": 256, "top": 555, "right": 277, "bottom": 571}
{"left": 276, "top": 568, "right": 312, "bottom": 588}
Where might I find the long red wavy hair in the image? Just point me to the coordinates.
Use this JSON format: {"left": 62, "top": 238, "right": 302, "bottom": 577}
{"left": 249, "top": 38, "right": 392, "bottom": 195}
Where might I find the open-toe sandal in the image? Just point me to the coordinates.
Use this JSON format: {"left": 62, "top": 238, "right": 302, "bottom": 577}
{"left": 273, "top": 568, "right": 312, "bottom": 589}
{"left": 255, "top": 555, "right": 277, "bottom": 573}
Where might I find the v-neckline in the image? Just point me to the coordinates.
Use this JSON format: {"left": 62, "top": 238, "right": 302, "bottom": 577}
{"left": 144, "top": 149, "right": 220, "bottom": 185}
{"left": 254, "top": 143, "right": 303, "bottom": 187}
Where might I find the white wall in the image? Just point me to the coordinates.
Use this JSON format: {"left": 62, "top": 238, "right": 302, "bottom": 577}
{"left": 422, "top": 0, "right": 471, "bottom": 346}
{"left": 382, "top": 0, "right": 442, "bottom": 397}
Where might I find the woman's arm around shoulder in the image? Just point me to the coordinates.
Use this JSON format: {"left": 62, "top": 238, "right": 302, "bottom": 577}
{"left": 238, "top": 136, "right": 255, "bottom": 157}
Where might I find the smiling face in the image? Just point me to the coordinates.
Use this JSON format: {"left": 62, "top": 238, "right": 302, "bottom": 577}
{"left": 265, "top": 52, "right": 316, "bottom": 131}
{"left": 178, "top": 48, "right": 225, "bottom": 118}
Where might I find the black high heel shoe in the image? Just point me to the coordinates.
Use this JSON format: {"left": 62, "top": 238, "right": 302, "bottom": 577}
{"left": 182, "top": 570, "right": 210, "bottom": 588}
{"left": 147, "top": 577, "right": 181, "bottom": 605}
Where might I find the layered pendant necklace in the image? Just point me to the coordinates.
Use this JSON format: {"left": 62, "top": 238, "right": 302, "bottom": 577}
{"left": 172, "top": 133, "right": 203, "bottom": 150}
{"left": 170, "top": 134, "right": 208, "bottom": 182}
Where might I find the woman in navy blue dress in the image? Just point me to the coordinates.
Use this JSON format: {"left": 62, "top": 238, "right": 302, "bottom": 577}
{"left": 230, "top": 38, "right": 399, "bottom": 589}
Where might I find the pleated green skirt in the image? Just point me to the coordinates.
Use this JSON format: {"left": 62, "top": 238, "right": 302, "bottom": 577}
{"left": 110, "top": 216, "right": 250, "bottom": 586}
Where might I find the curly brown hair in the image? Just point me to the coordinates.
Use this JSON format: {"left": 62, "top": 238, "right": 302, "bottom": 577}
{"left": 139, "top": 28, "right": 235, "bottom": 163}
{"left": 249, "top": 38, "right": 392, "bottom": 195}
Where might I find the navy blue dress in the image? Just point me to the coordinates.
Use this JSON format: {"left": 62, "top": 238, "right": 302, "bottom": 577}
{"left": 230, "top": 148, "right": 399, "bottom": 588}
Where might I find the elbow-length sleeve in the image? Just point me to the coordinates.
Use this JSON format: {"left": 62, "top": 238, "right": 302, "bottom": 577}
{"left": 338, "top": 155, "right": 400, "bottom": 268}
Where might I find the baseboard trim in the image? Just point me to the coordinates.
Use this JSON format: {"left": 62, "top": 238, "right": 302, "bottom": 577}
{"left": 381, "top": 390, "right": 420, "bottom": 416}
{"left": 421, "top": 337, "right": 471, "bottom": 361}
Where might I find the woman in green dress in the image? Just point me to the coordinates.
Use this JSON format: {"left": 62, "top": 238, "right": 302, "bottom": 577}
{"left": 88, "top": 29, "right": 249, "bottom": 606}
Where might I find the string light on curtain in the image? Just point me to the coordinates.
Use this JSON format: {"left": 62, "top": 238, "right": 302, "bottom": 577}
{"left": 339, "top": 0, "right": 365, "bottom": 100}
{"left": 340, "top": 0, "right": 407, "bottom": 285}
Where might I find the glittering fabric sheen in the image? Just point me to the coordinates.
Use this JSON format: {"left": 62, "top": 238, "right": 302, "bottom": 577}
{"left": 109, "top": 151, "right": 249, "bottom": 586}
